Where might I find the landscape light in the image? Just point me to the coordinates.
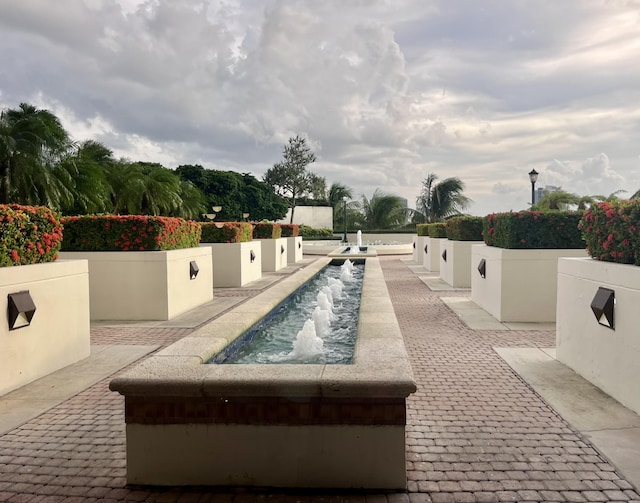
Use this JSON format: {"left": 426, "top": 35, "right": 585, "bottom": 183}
{"left": 8, "top": 291, "right": 36, "bottom": 330}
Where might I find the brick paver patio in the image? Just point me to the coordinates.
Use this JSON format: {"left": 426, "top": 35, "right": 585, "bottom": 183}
{"left": 0, "top": 256, "right": 638, "bottom": 502}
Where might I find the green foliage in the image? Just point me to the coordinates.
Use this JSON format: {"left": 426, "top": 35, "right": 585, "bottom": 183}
{"left": 298, "top": 225, "right": 334, "bottom": 239}
{"left": 0, "top": 204, "right": 63, "bottom": 266}
{"left": 280, "top": 224, "right": 300, "bottom": 237}
{"left": 445, "top": 216, "right": 483, "bottom": 241}
{"left": 354, "top": 189, "right": 408, "bottom": 230}
{"left": 252, "top": 222, "right": 282, "bottom": 239}
{"left": 416, "top": 173, "right": 471, "bottom": 223}
{"left": 484, "top": 211, "right": 585, "bottom": 249}
{"left": 581, "top": 200, "right": 640, "bottom": 264}
{"left": 427, "top": 223, "right": 447, "bottom": 238}
{"left": 61, "top": 215, "right": 201, "bottom": 251}
{"left": 416, "top": 224, "right": 429, "bottom": 236}
{"left": 200, "top": 222, "right": 253, "bottom": 243}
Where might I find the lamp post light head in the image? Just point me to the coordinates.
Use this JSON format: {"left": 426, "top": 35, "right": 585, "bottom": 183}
{"left": 528, "top": 169, "right": 539, "bottom": 184}
{"left": 212, "top": 206, "right": 222, "bottom": 213}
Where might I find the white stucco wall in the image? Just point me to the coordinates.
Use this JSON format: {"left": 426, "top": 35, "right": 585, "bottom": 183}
{"left": 277, "top": 206, "right": 333, "bottom": 229}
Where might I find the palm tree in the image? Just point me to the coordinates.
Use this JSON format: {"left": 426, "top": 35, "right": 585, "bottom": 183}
{"left": 103, "top": 160, "right": 147, "bottom": 214}
{"left": 0, "top": 103, "right": 74, "bottom": 206}
{"left": 416, "top": 173, "right": 470, "bottom": 223}
{"left": 533, "top": 189, "right": 579, "bottom": 210}
{"left": 355, "top": 189, "right": 407, "bottom": 230}
{"left": 327, "top": 182, "right": 354, "bottom": 230}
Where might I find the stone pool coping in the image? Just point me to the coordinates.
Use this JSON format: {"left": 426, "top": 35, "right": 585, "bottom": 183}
{"left": 109, "top": 256, "right": 417, "bottom": 401}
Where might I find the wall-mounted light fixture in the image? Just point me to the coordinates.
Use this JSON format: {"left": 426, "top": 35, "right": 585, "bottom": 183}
{"left": 189, "top": 261, "right": 199, "bottom": 280}
{"left": 8, "top": 291, "right": 36, "bottom": 331}
{"left": 298, "top": 242, "right": 302, "bottom": 249}
{"left": 412, "top": 242, "right": 416, "bottom": 249}
{"left": 441, "top": 249, "right": 447, "bottom": 262}
{"left": 280, "top": 244, "right": 285, "bottom": 255}
{"left": 591, "top": 287, "right": 615, "bottom": 330}
{"left": 478, "top": 258, "right": 486, "bottom": 278}
{"left": 424, "top": 244, "right": 428, "bottom": 254}
{"left": 250, "top": 250, "right": 256, "bottom": 263}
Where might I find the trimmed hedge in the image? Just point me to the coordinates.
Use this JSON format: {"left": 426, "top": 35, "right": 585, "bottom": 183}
{"left": 427, "top": 223, "right": 447, "bottom": 238}
{"left": 200, "top": 222, "right": 253, "bottom": 243}
{"left": 252, "top": 222, "right": 282, "bottom": 239}
{"left": 416, "top": 224, "right": 429, "bottom": 236}
{"left": 0, "top": 204, "right": 63, "bottom": 267}
{"left": 484, "top": 211, "right": 585, "bottom": 249}
{"left": 445, "top": 216, "right": 483, "bottom": 241}
{"left": 299, "top": 226, "right": 334, "bottom": 239}
{"left": 61, "top": 215, "right": 201, "bottom": 251}
{"left": 581, "top": 200, "right": 640, "bottom": 264}
{"left": 280, "top": 224, "right": 300, "bottom": 237}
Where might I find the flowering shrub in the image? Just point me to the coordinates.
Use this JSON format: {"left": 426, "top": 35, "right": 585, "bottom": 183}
{"left": 252, "top": 222, "right": 282, "bottom": 239}
{"left": 200, "top": 222, "right": 253, "bottom": 243}
{"left": 580, "top": 200, "right": 640, "bottom": 264}
{"left": 445, "top": 216, "right": 483, "bottom": 241}
{"left": 416, "top": 224, "right": 429, "bottom": 236}
{"left": 280, "top": 224, "right": 300, "bottom": 237}
{"left": 0, "top": 204, "right": 63, "bottom": 267}
{"left": 427, "top": 223, "right": 447, "bottom": 238}
{"left": 484, "top": 211, "right": 585, "bottom": 249}
{"left": 61, "top": 215, "right": 201, "bottom": 251}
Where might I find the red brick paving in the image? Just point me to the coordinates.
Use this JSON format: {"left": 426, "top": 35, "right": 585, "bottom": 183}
{"left": 0, "top": 256, "right": 638, "bottom": 502}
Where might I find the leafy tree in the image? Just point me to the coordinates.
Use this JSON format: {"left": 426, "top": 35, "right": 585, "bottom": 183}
{"left": 0, "top": 102, "right": 74, "bottom": 206}
{"left": 354, "top": 189, "right": 407, "bottom": 230}
{"left": 415, "top": 173, "right": 470, "bottom": 223}
{"left": 263, "top": 135, "right": 319, "bottom": 223}
{"left": 532, "top": 189, "right": 579, "bottom": 210}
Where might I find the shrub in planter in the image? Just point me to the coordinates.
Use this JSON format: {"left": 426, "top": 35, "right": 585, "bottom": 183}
{"left": 427, "top": 223, "right": 447, "bottom": 238}
{"left": 580, "top": 200, "right": 640, "bottom": 264}
{"left": 299, "top": 226, "right": 334, "bottom": 239}
{"left": 0, "top": 204, "right": 63, "bottom": 267}
{"left": 280, "top": 224, "right": 300, "bottom": 237}
{"left": 445, "top": 216, "right": 483, "bottom": 241}
{"left": 200, "top": 222, "right": 253, "bottom": 243}
{"left": 484, "top": 211, "right": 585, "bottom": 249}
{"left": 252, "top": 222, "right": 282, "bottom": 239}
{"left": 416, "top": 224, "right": 429, "bottom": 236}
{"left": 61, "top": 215, "right": 201, "bottom": 251}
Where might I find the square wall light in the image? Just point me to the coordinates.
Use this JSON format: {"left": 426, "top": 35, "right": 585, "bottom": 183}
{"left": 189, "top": 261, "right": 199, "bottom": 280}
{"left": 8, "top": 291, "right": 36, "bottom": 331}
{"left": 250, "top": 250, "right": 256, "bottom": 263}
{"left": 478, "top": 259, "right": 486, "bottom": 278}
{"left": 281, "top": 245, "right": 285, "bottom": 255}
{"left": 591, "top": 287, "right": 615, "bottom": 330}
{"left": 424, "top": 244, "right": 428, "bottom": 254}
{"left": 441, "top": 249, "right": 447, "bottom": 262}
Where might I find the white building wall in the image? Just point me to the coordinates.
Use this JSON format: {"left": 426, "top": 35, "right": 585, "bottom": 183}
{"left": 277, "top": 206, "right": 334, "bottom": 229}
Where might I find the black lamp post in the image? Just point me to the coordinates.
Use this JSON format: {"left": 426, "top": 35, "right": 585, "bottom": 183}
{"left": 528, "top": 169, "right": 539, "bottom": 207}
{"left": 342, "top": 196, "right": 348, "bottom": 243}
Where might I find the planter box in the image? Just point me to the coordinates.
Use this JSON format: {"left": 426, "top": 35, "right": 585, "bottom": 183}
{"left": 412, "top": 236, "right": 426, "bottom": 265}
{"left": 286, "top": 236, "right": 303, "bottom": 264}
{"left": 0, "top": 260, "right": 90, "bottom": 395}
{"left": 557, "top": 257, "right": 640, "bottom": 414}
{"left": 471, "top": 245, "right": 587, "bottom": 322}
{"left": 258, "top": 238, "right": 288, "bottom": 272}
{"left": 60, "top": 248, "right": 213, "bottom": 321}
{"left": 200, "top": 242, "right": 261, "bottom": 288}
{"left": 422, "top": 237, "right": 442, "bottom": 272}
{"left": 439, "top": 240, "right": 483, "bottom": 288}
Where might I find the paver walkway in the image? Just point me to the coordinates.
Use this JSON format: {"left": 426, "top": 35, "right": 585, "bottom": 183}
{"left": 0, "top": 256, "right": 638, "bottom": 502}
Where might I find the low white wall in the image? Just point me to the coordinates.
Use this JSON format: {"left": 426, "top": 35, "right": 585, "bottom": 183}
{"left": 60, "top": 248, "right": 213, "bottom": 321}
{"left": 0, "top": 260, "right": 91, "bottom": 395}
{"left": 422, "top": 237, "right": 441, "bottom": 272}
{"left": 258, "top": 238, "right": 288, "bottom": 272}
{"left": 200, "top": 242, "right": 262, "bottom": 288}
{"left": 286, "top": 236, "right": 303, "bottom": 264}
{"left": 277, "top": 206, "right": 333, "bottom": 229}
{"left": 557, "top": 257, "right": 640, "bottom": 414}
{"left": 342, "top": 233, "right": 414, "bottom": 244}
{"left": 439, "top": 240, "right": 483, "bottom": 288}
{"left": 471, "top": 245, "right": 587, "bottom": 322}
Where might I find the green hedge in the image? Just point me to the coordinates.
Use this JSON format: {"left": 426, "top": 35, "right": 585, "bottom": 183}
{"left": 0, "top": 204, "right": 63, "bottom": 267}
{"left": 61, "top": 215, "right": 201, "bottom": 251}
{"left": 200, "top": 222, "right": 253, "bottom": 243}
{"left": 427, "top": 223, "right": 447, "bottom": 238}
{"left": 252, "top": 222, "right": 282, "bottom": 239}
{"left": 484, "top": 211, "right": 585, "bottom": 249}
{"left": 299, "top": 226, "right": 334, "bottom": 239}
{"left": 280, "top": 224, "right": 300, "bottom": 237}
{"left": 581, "top": 200, "right": 640, "bottom": 264}
{"left": 416, "top": 224, "right": 429, "bottom": 236}
{"left": 445, "top": 216, "right": 483, "bottom": 241}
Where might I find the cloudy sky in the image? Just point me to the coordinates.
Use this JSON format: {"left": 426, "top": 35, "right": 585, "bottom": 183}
{"left": 1, "top": 0, "right": 639, "bottom": 215}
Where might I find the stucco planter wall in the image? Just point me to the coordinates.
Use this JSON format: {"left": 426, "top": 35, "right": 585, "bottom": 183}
{"left": 471, "top": 245, "right": 587, "bottom": 322}
{"left": 439, "top": 240, "right": 483, "bottom": 288}
{"left": 200, "top": 242, "right": 261, "bottom": 288}
{"left": 258, "top": 238, "right": 288, "bottom": 272}
{"left": 556, "top": 257, "right": 640, "bottom": 414}
{"left": 412, "top": 236, "right": 426, "bottom": 265}
{"left": 422, "top": 237, "right": 442, "bottom": 272}
{"left": 0, "top": 260, "right": 90, "bottom": 395}
{"left": 60, "top": 248, "right": 213, "bottom": 321}
{"left": 286, "top": 236, "right": 303, "bottom": 264}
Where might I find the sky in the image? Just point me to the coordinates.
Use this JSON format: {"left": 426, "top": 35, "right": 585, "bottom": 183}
{"left": 1, "top": 0, "right": 639, "bottom": 216}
